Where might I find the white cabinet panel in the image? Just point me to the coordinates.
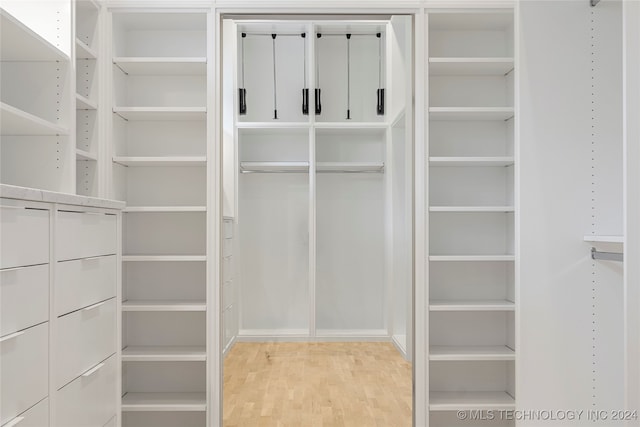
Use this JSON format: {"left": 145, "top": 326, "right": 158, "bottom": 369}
{"left": 0, "top": 322, "right": 48, "bottom": 425}
{"left": 56, "top": 255, "right": 116, "bottom": 316}
{"left": 55, "top": 355, "right": 117, "bottom": 427}
{"left": 56, "top": 211, "right": 117, "bottom": 261}
{"left": 0, "top": 205, "right": 48, "bottom": 269}
{"left": 0, "top": 264, "right": 49, "bottom": 336}
{"left": 56, "top": 298, "right": 116, "bottom": 389}
{"left": 5, "top": 397, "right": 49, "bottom": 427}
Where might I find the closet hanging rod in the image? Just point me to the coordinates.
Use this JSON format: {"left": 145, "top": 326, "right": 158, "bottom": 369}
{"left": 316, "top": 33, "right": 381, "bottom": 37}
{"left": 591, "top": 247, "right": 623, "bottom": 262}
{"left": 242, "top": 33, "right": 305, "bottom": 37}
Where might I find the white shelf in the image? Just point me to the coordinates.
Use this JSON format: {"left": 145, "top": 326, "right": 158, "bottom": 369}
{"left": 124, "top": 206, "right": 206, "bottom": 213}
{"left": 430, "top": 391, "right": 516, "bottom": 411}
{"left": 113, "top": 156, "right": 206, "bottom": 167}
{"left": 76, "top": 148, "right": 97, "bottom": 161}
{"left": 430, "top": 346, "right": 515, "bottom": 361}
{"left": 429, "top": 157, "right": 515, "bottom": 167}
{"left": 429, "top": 58, "right": 514, "bottom": 76}
{"left": 1, "top": 9, "right": 69, "bottom": 61}
{"left": 240, "top": 161, "right": 309, "bottom": 173}
{"left": 583, "top": 235, "right": 624, "bottom": 244}
{"left": 314, "top": 122, "right": 388, "bottom": 130}
{"left": 317, "top": 162, "right": 385, "bottom": 173}
{"left": 122, "top": 300, "right": 206, "bottom": 312}
{"left": 113, "top": 107, "right": 206, "bottom": 121}
{"left": 122, "top": 392, "right": 206, "bottom": 412}
{"left": 76, "top": 93, "right": 97, "bottom": 110}
{"left": 430, "top": 206, "right": 514, "bottom": 213}
{"left": 430, "top": 300, "right": 515, "bottom": 312}
{"left": 123, "top": 255, "right": 207, "bottom": 262}
{"left": 236, "top": 122, "right": 309, "bottom": 129}
{"left": 429, "top": 107, "right": 514, "bottom": 121}
{"left": 1, "top": 102, "right": 69, "bottom": 136}
{"left": 122, "top": 346, "right": 206, "bottom": 362}
{"left": 113, "top": 57, "right": 207, "bottom": 75}
{"left": 429, "top": 255, "right": 515, "bottom": 262}
{"left": 75, "top": 37, "right": 97, "bottom": 59}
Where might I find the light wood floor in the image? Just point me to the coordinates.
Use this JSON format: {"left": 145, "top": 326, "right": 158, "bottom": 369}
{"left": 223, "top": 342, "right": 412, "bottom": 427}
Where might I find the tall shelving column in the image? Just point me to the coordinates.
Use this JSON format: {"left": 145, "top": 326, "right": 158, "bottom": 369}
{"left": 0, "top": 3, "right": 73, "bottom": 192}
{"left": 110, "top": 11, "right": 209, "bottom": 427}
{"left": 75, "top": 0, "right": 101, "bottom": 197}
{"left": 427, "top": 10, "right": 516, "bottom": 426}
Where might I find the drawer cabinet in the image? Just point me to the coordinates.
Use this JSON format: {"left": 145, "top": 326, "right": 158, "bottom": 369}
{"left": 0, "top": 205, "right": 48, "bottom": 269}
{"left": 56, "top": 298, "right": 116, "bottom": 389}
{"left": 55, "top": 355, "right": 117, "bottom": 427}
{"left": 0, "top": 264, "right": 49, "bottom": 336}
{"left": 0, "top": 322, "right": 48, "bottom": 425}
{"left": 56, "top": 255, "right": 116, "bottom": 316}
{"left": 3, "top": 397, "right": 49, "bottom": 427}
{"left": 56, "top": 211, "right": 117, "bottom": 261}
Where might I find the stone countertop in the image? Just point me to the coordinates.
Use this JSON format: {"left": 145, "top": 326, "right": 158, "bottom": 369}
{"left": 0, "top": 184, "right": 126, "bottom": 210}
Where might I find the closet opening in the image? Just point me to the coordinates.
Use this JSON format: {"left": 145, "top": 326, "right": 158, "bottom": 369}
{"left": 220, "top": 14, "right": 415, "bottom": 426}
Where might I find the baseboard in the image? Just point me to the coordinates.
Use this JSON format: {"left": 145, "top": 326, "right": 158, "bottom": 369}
{"left": 237, "top": 329, "right": 390, "bottom": 342}
{"left": 392, "top": 334, "right": 408, "bottom": 360}
{"left": 223, "top": 335, "right": 237, "bottom": 356}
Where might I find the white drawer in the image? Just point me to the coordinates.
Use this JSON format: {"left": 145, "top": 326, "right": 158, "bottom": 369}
{"left": 1, "top": 264, "right": 49, "bottom": 336}
{"left": 223, "top": 220, "right": 233, "bottom": 239}
{"left": 4, "top": 397, "right": 49, "bottom": 427}
{"left": 223, "top": 280, "right": 234, "bottom": 309}
{"left": 223, "top": 238, "right": 233, "bottom": 258}
{"left": 222, "top": 256, "right": 233, "bottom": 282}
{"left": 0, "top": 323, "right": 48, "bottom": 425}
{"left": 0, "top": 205, "right": 49, "bottom": 269}
{"left": 56, "top": 298, "right": 116, "bottom": 389}
{"left": 56, "top": 255, "right": 116, "bottom": 316}
{"left": 56, "top": 355, "right": 117, "bottom": 427}
{"left": 56, "top": 211, "right": 117, "bottom": 261}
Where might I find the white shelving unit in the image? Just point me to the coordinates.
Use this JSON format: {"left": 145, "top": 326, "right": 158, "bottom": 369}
{"left": 111, "top": 11, "right": 209, "bottom": 427}
{"left": 226, "top": 16, "right": 413, "bottom": 352}
{"left": 584, "top": 235, "right": 624, "bottom": 244}
{"left": 1, "top": 6, "right": 73, "bottom": 193}
{"left": 75, "top": 0, "right": 101, "bottom": 197}
{"left": 428, "top": 10, "right": 516, "bottom": 426}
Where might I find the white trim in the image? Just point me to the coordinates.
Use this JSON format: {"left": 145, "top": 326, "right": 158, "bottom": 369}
{"left": 392, "top": 334, "right": 408, "bottom": 360}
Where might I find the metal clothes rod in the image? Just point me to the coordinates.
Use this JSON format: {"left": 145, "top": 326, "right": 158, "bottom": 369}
{"left": 243, "top": 33, "right": 305, "bottom": 37}
{"left": 316, "top": 33, "right": 380, "bottom": 37}
{"left": 591, "top": 247, "right": 623, "bottom": 262}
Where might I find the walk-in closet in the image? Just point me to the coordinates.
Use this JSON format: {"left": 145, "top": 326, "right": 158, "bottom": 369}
{"left": 1, "top": 1, "right": 640, "bottom": 427}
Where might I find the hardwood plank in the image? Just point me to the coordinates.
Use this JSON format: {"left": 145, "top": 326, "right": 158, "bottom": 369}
{"left": 223, "top": 342, "right": 412, "bottom": 427}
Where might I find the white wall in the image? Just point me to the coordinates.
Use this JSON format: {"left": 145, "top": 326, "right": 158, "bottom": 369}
{"left": 624, "top": 1, "right": 640, "bottom": 422}
{"left": 518, "top": 1, "right": 624, "bottom": 424}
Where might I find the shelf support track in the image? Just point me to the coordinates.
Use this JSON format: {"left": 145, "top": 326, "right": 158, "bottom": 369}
{"left": 591, "top": 247, "right": 623, "bottom": 262}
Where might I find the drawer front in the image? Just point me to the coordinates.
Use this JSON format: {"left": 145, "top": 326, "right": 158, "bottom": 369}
{"left": 223, "top": 220, "right": 233, "bottom": 239}
{"left": 0, "top": 206, "right": 49, "bottom": 269}
{"left": 223, "top": 238, "right": 233, "bottom": 258}
{"left": 56, "top": 255, "right": 116, "bottom": 316}
{"left": 1, "top": 264, "right": 49, "bottom": 336}
{"left": 56, "top": 211, "right": 117, "bottom": 261}
{"left": 0, "top": 323, "right": 48, "bottom": 425}
{"left": 56, "top": 355, "right": 117, "bottom": 427}
{"left": 56, "top": 298, "right": 116, "bottom": 389}
{"left": 223, "top": 280, "right": 234, "bottom": 309}
{"left": 5, "top": 397, "right": 49, "bottom": 427}
{"left": 222, "top": 256, "right": 233, "bottom": 283}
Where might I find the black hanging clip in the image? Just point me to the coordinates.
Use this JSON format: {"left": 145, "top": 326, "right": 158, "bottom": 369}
{"left": 301, "top": 33, "right": 309, "bottom": 115}
{"left": 239, "top": 32, "right": 247, "bottom": 115}
{"left": 376, "top": 32, "right": 385, "bottom": 116}
{"left": 315, "top": 33, "right": 322, "bottom": 115}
